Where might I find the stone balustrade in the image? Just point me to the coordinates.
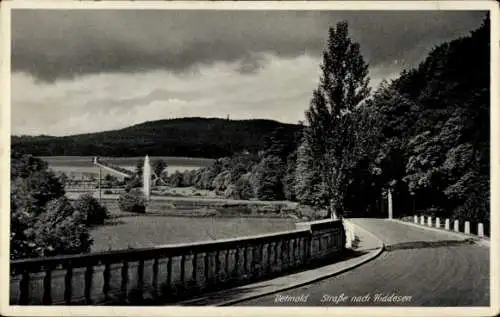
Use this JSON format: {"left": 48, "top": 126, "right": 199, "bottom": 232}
{"left": 10, "top": 219, "right": 347, "bottom": 305}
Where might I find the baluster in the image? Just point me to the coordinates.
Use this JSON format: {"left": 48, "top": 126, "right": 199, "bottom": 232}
{"left": 281, "top": 240, "right": 287, "bottom": 270}
{"left": 250, "top": 246, "right": 256, "bottom": 277}
{"left": 214, "top": 251, "right": 220, "bottom": 284}
{"left": 121, "top": 261, "right": 129, "bottom": 300}
{"left": 42, "top": 266, "right": 53, "bottom": 305}
{"left": 103, "top": 262, "right": 111, "bottom": 302}
{"left": 137, "top": 260, "right": 145, "bottom": 290}
{"left": 274, "top": 241, "right": 279, "bottom": 268}
{"left": 233, "top": 247, "right": 240, "bottom": 278}
{"left": 152, "top": 258, "right": 159, "bottom": 296}
{"left": 84, "top": 265, "right": 94, "bottom": 304}
{"left": 303, "top": 236, "right": 311, "bottom": 264}
{"left": 166, "top": 257, "right": 172, "bottom": 287}
{"left": 267, "top": 243, "right": 272, "bottom": 274}
{"left": 307, "top": 236, "right": 312, "bottom": 260}
{"left": 294, "top": 238, "right": 298, "bottom": 264}
{"left": 204, "top": 253, "right": 210, "bottom": 287}
{"left": 18, "top": 270, "right": 30, "bottom": 305}
{"left": 258, "top": 244, "right": 264, "bottom": 276}
{"left": 64, "top": 265, "right": 73, "bottom": 304}
{"left": 243, "top": 245, "right": 248, "bottom": 277}
{"left": 192, "top": 253, "right": 198, "bottom": 284}
{"left": 225, "top": 250, "right": 230, "bottom": 278}
{"left": 180, "top": 255, "right": 186, "bottom": 284}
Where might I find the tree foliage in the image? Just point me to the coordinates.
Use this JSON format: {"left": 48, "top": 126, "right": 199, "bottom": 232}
{"left": 152, "top": 159, "right": 168, "bottom": 178}
{"left": 361, "top": 16, "right": 490, "bottom": 223}
{"left": 297, "top": 21, "right": 371, "bottom": 217}
{"left": 118, "top": 191, "right": 147, "bottom": 214}
{"left": 10, "top": 152, "right": 94, "bottom": 259}
{"left": 254, "top": 155, "right": 285, "bottom": 201}
{"left": 74, "top": 194, "right": 109, "bottom": 226}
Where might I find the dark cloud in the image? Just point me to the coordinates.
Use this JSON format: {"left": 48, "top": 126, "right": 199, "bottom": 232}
{"left": 11, "top": 9, "right": 486, "bottom": 82}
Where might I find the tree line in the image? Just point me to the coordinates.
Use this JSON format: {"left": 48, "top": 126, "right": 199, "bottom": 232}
{"left": 163, "top": 17, "right": 490, "bottom": 225}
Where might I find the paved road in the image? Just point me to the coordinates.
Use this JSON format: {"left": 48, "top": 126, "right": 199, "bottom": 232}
{"left": 234, "top": 218, "right": 490, "bottom": 306}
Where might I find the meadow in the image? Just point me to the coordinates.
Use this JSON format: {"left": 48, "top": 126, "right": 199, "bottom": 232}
{"left": 90, "top": 215, "right": 297, "bottom": 252}
{"left": 40, "top": 156, "right": 299, "bottom": 252}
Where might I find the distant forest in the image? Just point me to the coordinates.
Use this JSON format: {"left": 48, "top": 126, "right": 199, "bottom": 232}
{"left": 11, "top": 118, "right": 301, "bottom": 158}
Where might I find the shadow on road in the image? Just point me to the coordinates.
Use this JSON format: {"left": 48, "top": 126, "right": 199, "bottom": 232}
{"left": 384, "top": 238, "right": 476, "bottom": 252}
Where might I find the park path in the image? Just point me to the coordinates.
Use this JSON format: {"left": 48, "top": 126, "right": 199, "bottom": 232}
{"left": 234, "top": 218, "right": 490, "bottom": 306}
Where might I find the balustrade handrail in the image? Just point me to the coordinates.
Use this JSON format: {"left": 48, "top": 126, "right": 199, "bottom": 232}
{"left": 11, "top": 228, "right": 311, "bottom": 272}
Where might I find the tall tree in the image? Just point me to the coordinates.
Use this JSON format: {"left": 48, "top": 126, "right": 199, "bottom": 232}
{"left": 152, "top": 159, "right": 168, "bottom": 178}
{"left": 255, "top": 155, "right": 285, "bottom": 201}
{"left": 135, "top": 159, "right": 143, "bottom": 177}
{"left": 300, "top": 21, "right": 371, "bottom": 217}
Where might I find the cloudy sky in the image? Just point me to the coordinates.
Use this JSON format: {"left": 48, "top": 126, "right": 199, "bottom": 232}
{"left": 11, "top": 9, "right": 486, "bottom": 136}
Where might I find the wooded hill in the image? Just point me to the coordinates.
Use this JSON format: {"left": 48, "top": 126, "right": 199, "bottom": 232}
{"left": 11, "top": 118, "right": 301, "bottom": 158}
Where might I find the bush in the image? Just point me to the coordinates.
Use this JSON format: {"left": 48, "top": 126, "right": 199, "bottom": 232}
{"left": 212, "top": 170, "right": 231, "bottom": 195}
{"left": 125, "top": 177, "right": 142, "bottom": 192}
{"left": 118, "top": 191, "right": 147, "bottom": 213}
{"left": 74, "top": 194, "right": 109, "bottom": 225}
{"left": 168, "top": 171, "right": 184, "bottom": 187}
{"left": 226, "top": 173, "right": 255, "bottom": 200}
{"left": 29, "top": 197, "right": 93, "bottom": 257}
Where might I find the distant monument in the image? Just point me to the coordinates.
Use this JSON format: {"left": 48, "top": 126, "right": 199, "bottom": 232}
{"left": 143, "top": 155, "right": 151, "bottom": 200}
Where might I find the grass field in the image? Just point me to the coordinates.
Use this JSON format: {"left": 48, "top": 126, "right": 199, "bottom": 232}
{"left": 44, "top": 156, "right": 298, "bottom": 252}
{"left": 91, "top": 215, "right": 297, "bottom": 252}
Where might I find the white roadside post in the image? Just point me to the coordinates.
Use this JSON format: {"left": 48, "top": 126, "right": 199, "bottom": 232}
{"left": 414, "top": 215, "right": 418, "bottom": 224}
{"left": 420, "top": 215, "right": 425, "bottom": 225}
{"left": 464, "top": 221, "right": 470, "bottom": 235}
{"left": 436, "top": 217, "right": 440, "bottom": 229}
{"left": 445, "top": 219, "right": 450, "bottom": 230}
{"left": 427, "top": 216, "right": 432, "bottom": 227}
{"left": 454, "top": 220, "right": 459, "bottom": 232}
{"left": 478, "top": 223, "right": 484, "bottom": 237}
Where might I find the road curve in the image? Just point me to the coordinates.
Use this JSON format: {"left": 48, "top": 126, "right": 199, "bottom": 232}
{"left": 234, "top": 218, "right": 490, "bottom": 306}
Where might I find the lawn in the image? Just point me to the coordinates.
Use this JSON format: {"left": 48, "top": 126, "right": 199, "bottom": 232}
{"left": 90, "top": 215, "right": 297, "bottom": 252}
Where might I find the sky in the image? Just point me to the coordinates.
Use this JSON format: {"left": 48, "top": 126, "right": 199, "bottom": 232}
{"left": 10, "top": 9, "right": 487, "bottom": 136}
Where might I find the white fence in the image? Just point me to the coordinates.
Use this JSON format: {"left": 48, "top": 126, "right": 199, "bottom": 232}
{"left": 411, "top": 215, "right": 487, "bottom": 237}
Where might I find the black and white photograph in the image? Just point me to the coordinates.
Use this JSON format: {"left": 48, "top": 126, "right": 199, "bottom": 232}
{"left": 1, "top": 1, "right": 498, "bottom": 316}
